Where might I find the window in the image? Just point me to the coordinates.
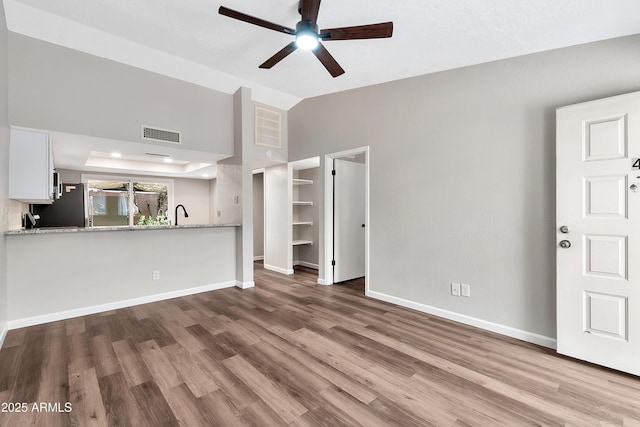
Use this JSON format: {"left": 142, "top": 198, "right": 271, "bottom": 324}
{"left": 132, "top": 182, "right": 169, "bottom": 226}
{"left": 85, "top": 176, "right": 173, "bottom": 227}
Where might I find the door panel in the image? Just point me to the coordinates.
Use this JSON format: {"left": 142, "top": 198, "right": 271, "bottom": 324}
{"left": 557, "top": 91, "right": 640, "bottom": 376}
{"left": 333, "top": 159, "right": 365, "bottom": 283}
{"left": 584, "top": 292, "right": 627, "bottom": 340}
{"left": 584, "top": 115, "right": 627, "bottom": 161}
{"left": 584, "top": 175, "right": 627, "bottom": 218}
{"left": 583, "top": 234, "right": 627, "bottom": 279}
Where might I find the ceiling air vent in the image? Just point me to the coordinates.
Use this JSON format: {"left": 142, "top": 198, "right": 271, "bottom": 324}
{"left": 255, "top": 106, "right": 281, "bottom": 148}
{"left": 142, "top": 126, "right": 181, "bottom": 144}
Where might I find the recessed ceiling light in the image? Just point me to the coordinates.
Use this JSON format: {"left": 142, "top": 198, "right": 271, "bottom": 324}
{"left": 111, "top": 152, "right": 122, "bottom": 158}
{"left": 163, "top": 158, "right": 173, "bottom": 163}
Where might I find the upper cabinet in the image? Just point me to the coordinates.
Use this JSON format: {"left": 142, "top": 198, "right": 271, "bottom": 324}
{"left": 9, "top": 128, "right": 55, "bottom": 204}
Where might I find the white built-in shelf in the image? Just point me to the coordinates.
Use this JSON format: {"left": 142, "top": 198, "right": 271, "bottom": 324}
{"left": 292, "top": 201, "right": 313, "bottom": 206}
{"left": 293, "top": 179, "right": 313, "bottom": 185}
{"left": 292, "top": 221, "right": 313, "bottom": 226}
{"left": 292, "top": 240, "right": 313, "bottom": 246}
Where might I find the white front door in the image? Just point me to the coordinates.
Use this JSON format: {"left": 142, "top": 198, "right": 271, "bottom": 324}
{"left": 557, "top": 91, "right": 640, "bottom": 376}
{"left": 333, "top": 159, "right": 365, "bottom": 283}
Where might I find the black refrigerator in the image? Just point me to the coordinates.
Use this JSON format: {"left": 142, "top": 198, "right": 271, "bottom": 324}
{"left": 33, "top": 183, "right": 86, "bottom": 228}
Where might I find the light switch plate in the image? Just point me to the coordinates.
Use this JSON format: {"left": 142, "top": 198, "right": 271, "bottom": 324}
{"left": 461, "top": 284, "right": 471, "bottom": 297}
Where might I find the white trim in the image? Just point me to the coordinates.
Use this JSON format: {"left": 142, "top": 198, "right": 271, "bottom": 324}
{"left": 367, "top": 290, "right": 557, "bottom": 349}
{"left": 323, "top": 146, "right": 370, "bottom": 288}
{"left": 317, "top": 278, "right": 328, "bottom": 285}
{"left": 293, "top": 260, "right": 319, "bottom": 270}
{"left": 0, "top": 323, "right": 8, "bottom": 349}
{"left": 7, "top": 280, "right": 236, "bottom": 330}
{"left": 264, "top": 263, "right": 294, "bottom": 275}
{"left": 286, "top": 163, "right": 294, "bottom": 273}
{"left": 254, "top": 255, "right": 264, "bottom": 261}
{"left": 236, "top": 281, "right": 255, "bottom": 289}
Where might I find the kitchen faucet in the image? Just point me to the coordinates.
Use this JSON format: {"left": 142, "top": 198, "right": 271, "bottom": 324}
{"left": 175, "top": 204, "right": 189, "bottom": 226}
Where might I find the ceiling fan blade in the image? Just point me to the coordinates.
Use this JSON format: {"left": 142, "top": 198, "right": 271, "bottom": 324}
{"left": 300, "top": 0, "right": 321, "bottom": 25}
{"left": 312, "top": 43, "right": 345, "bottom": 78}
{"left": 320, "top": 22, "right": 393, "bottom": 40}
{"left": 219, "top": 6, "right": 295, "bottom": 35}
{"left": 259, "top": 42, "right": 298, "bottom": 69}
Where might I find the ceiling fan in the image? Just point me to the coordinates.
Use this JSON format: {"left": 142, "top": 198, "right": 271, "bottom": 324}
{"left": 218, "top": 0, "right": 393, "bottom": 77}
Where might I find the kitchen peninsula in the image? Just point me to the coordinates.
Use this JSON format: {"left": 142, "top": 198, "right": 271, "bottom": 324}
{"left": 5, "top": 223, "right": 236, "bottom": 235}
{"left": 5, "top": 224, "right": 240, "bottom": 329}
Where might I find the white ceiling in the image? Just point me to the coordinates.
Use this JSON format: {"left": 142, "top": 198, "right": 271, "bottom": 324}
{"left": 5, "top": 0, "right": 640, "bottom": 111}
{"left": 4, "top": 0, "right": 640, "bottom": 177}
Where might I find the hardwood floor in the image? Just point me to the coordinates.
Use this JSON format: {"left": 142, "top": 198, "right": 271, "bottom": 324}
{"left": 1, "top": 263, "right": 640, "bottom": 426}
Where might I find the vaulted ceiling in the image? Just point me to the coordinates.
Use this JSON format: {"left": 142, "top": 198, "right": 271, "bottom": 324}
{"left": 5, "top": 0, "right": 640, "bottom": 110}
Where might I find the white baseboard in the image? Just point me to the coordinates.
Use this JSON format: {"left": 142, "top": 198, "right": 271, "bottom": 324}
{"left": 264, "top": 263, "right": 294, "bottom": 275}
{"left": 236, "top": 281, "right": 255, "bottom": 289}
{"left": 0, "top": 323, "right": 8, "bottom": 349}
{"left": 7, "top": 280, "right": 237, "bottom": 330}
{"left": 317, "top": 278, "right": 328, "bottom": 285}
{"left": 367, "top": 290, "right": 557, "bottom": 349}
{"left": 293, "top": 260, "right": 319, "bottom": 270}
{"left": 253, "top": 255, "right": 264, "bottom": 261}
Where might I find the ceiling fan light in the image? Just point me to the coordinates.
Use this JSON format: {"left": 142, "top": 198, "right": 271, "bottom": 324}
{"left": 296, "top": 32, "right": 318, "bottom": 50}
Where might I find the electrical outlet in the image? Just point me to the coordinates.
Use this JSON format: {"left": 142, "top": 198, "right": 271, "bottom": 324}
{"left": 152, "top": 270, "right": 160, "bottom": 281}
{"left": 461, "top": 284, "right": 471, "bottom": 297}
{"left": 451, "top": 283, "right": 461, "bottom": 296}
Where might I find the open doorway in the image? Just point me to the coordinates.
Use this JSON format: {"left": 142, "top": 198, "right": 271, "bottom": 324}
{"left": 324, "top": 147, "right": 369, "bottom": 294}
{"left": 291, "top": 157, "right": 321, "bottom": 279}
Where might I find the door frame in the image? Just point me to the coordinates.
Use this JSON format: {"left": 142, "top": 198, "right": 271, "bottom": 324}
{"left": 322, "top": 146, "right": 370, "bottom": 294}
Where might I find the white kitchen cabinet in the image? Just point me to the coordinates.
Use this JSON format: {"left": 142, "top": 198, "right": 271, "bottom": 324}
{"left": 9, "top": 128, "right": 55, "bottom": 204}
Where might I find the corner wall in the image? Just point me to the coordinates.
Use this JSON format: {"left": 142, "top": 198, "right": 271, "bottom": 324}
{"left": 264, "top": 164, "right": 291, "bottom": 274}
{"left": 289, "top": 34, "right": 640, "bottom": 343}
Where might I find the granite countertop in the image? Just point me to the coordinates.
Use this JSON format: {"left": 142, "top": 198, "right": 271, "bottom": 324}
{"left": 5, "top": 224, "right": 240, "bottom": 235}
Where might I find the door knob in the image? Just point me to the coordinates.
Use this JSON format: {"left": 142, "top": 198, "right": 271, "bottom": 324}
{"left": 559, "top": 240, "right": 571, "bottom": 249}
{"left": 559, "top": 225, "right": 570, "bottom": 234}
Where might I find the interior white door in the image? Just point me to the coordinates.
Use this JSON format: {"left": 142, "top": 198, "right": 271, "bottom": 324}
{"left": 557, "top": 91, "right": 640, "bottom": 376}
{"left": 333, "top": 158, "right": 365, "bottom": 283}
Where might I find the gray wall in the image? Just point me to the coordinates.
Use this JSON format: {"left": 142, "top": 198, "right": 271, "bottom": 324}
{"left": 173, "top": 178, "right": 210, "bottom": 225}
{"left": 253, "top": 173, "right": 264, "bottom": 259}
{"left": 7, "top": 227, "right": 237, "bottom": 324}
{"left": 264, "top": 163, "right": 291, "bottom": 274}
{"left": 209, "top": 178, "right": 218, "bottom": 224}
{"left": 289, "top": 34, "right": 640, "bottom": 340}
{"left": 0, "top": 3, "right": 8, "bottom": 342}
{"left": 8, "top": 33, "right": 233, "bottom": 156}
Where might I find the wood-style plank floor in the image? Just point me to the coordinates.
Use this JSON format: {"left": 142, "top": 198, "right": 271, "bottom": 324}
{"left": 1, "top": 263, "right": 640, "bottom": 426}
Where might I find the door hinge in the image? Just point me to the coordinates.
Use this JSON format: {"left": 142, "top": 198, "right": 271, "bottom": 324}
{"left": 332, "top": 170, "right": 336, "bottom": 176}
{"left": 331, "top": 260, "right": 336, "bottom": 266}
